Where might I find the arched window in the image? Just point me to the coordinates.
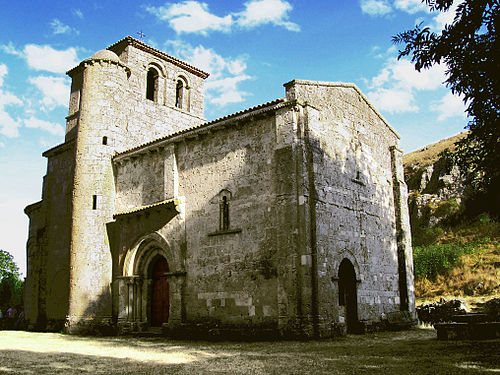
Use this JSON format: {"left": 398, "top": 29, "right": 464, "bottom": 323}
{"left": 220, "top": 195, "right": 230, "bottom": 231}
{"left": 175, "top": 79, "right": 184, "bottom": 109}
{"left": 146, "top": 67, "right": 159, "bottom": 101}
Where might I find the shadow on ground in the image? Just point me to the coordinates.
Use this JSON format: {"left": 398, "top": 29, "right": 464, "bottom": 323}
{"left": 0, "top": 328, "right": 498, "bottom": 374}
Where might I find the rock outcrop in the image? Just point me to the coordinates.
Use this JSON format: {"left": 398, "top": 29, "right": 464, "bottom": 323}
{"left": 403, "top": 133, "right": 468, "bottom": 232}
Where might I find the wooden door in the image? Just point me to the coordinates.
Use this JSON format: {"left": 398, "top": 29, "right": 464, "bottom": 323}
{"left": 151, "top": 257, "right": 169, "bottom": 327}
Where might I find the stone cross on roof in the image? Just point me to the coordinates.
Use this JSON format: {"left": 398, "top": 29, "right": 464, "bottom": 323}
{"left": 137, "top": 30, "right": 146, "bottom": 41}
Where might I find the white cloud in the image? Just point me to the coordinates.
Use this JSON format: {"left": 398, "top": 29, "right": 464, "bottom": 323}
{"left": 146, "top": 1, "right": 232, "bottom": 35}
{"left": 236, "top": 0, "right": 300, "bottom": 31}
{"left": 371, "top": 66, "right": 391, "bottom": 86}
{"left": 369, "top": 58, "right": 446, "bottom": 91}
{"left": 367, "top": 87, "right": 418, "bottom": 113}
{"left": 394, "top": 0, "right": 429, "bottom": 14}
{"left": 50, "top": 19, "right": 79, "bottom": 35}
{"left": 431, "top": 91, "right": 467, "bottom": 121}
{"left": 360, "top": 0, "right": 392, "bottom": 16}
{"left": 0, "top": 64, "right": 22, "bottom": 138}
{"left": 0, "top": 64, "right": 7, "bottom": 86}
{"left": 2, "top": 43, "right": 79, "bottom": 73}
{"left": 72, "top": 9, "right": 84, "bottom": 19}
{"left": 389, "top": 58, "right": 446, "bottom": 91}
{"left": 0, "top": 42, "right": 22, "bottom": 57}
{"left": 0, "top": 91, "right": 22, "bottom": 137}
{"left": 29, "top": 76, "right": 70, "bottom": 109}
{"left": 24, "top": 116, "right": 65, "bottom": 136}
{"left": 431, "top": 1, "right": 461, "bottom": 31}
{"left": 166, "top": 41, "right": 251, "bottom": 106}
{"left": 23, "top": 44, "right": 79, "bottom": 73}
{"left": 370, "top": 44, "right": 397, "bottom": 59}
{"left": 40, "top": 137, "right": 58, "bottom": 148}
{"left": 367, "top": 57, "right": 448, "bottom": 114}
{"left": 206, "top": 75, "right": 252, "bottom": 106}
{"left": 146, "top": 0, "right": 299, "bottom": 34}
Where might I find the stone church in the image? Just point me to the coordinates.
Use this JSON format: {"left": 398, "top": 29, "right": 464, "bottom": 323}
{"left": 24, "top": 36, "right": 415, "bottom": 338}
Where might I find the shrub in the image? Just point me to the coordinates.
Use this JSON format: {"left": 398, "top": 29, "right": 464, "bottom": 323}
{"left": 433, "top": 198, "right": 461, "bottom": 220}
{"left": 413, "top": 241, "right": 481, "bottom": 280}
{"left": 412, "top": 227, "right": 444, "bottom": 247}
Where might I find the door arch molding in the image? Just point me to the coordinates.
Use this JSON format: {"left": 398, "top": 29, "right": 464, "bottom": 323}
{"left": 118, "top": 232, "right": 183, "bottom": 328}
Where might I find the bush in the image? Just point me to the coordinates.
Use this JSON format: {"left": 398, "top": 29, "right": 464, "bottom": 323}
{"left": 413, "top": 241, "right": 482, "bottom": 280}
{"left": 412, "top": 227, "right": 444, "bottom": 247}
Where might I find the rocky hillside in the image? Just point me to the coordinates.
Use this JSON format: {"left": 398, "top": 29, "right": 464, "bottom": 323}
{"left": 403, "top": 133, "right": 468, "bottom": 232}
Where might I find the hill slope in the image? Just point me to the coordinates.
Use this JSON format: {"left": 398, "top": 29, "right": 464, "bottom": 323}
{"left": 403, "top": 133, "right": 499, "bottom": 306}
{"left": 403, "top": 132, "right": 466, "bottom": 174}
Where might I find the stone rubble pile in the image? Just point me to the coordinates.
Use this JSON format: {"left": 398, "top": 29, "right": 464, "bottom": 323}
{"left": 416, "top": 298, "right": 467, "bottom": 325}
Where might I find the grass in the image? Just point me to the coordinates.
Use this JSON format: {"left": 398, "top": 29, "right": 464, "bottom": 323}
{"left": 0, "top": 329, "right": 499, "bottom": 374}
{"left": 403, "top": 132, "right": 467, "bottom": 172}
{"left": 413, "top": 216, "right": 500, "bottom": 303}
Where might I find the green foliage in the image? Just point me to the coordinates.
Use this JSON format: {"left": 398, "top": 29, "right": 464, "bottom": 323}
{"left": 0, "top": 249, "right": 23, "bottom": 310}
{"left": 413, "top": 244, "right": 471, "bottom": 279}
{"left": 0, "top": 249, "right": 20, "bottom": 280}
{"left": 413, "top": 227, "right": 445, "bottom": 247}
{"left": 433, "top": 198, "right": 461, "bottom": 219}
{"left": 414, "top": 240, "right": 482, "bottom": 280}
{"left": 393, "top": 0, "right": 500, "bottom": 215}
{"left": 478, "top": 212, "right": 493, "bottom": 224}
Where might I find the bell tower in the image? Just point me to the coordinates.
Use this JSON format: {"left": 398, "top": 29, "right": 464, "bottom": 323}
{"left": 66, "top": 49, "right": 130, "bottom": 332}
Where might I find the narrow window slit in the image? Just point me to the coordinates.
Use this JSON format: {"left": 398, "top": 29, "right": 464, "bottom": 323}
{"left": 220, "top": 195, "right": 230, "bottom": 231}
{"left": 92, "top": 195, "right": 97, "bottom": 210}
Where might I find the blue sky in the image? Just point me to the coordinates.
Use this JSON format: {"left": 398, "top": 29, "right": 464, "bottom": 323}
{"left": 0, "top": 0, "right": 468, "bottom": 275}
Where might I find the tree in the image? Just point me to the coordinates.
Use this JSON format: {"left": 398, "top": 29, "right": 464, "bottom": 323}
{"left": 0, "top": 249, "right": 20, "bottom": 280}
{"left": 0, "top": 249, "right": 23, "bottom": 310}
{"left": 393, "top": 0, "right": 500, "bottom": 216}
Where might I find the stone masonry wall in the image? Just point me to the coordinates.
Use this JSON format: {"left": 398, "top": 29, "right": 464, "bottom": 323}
{"left": 66, "top": 58, "right": 129, "bottom": 332}
{"left": 114, "top": 111, "right": 283, "bottom": 331}
{"left": 285, "top": 81, "right": 413, "bottom": 333}
{"left": 24, "top": 201, "right": 44, "bottom": 329}
{"left": 23, "top": 142, "right": 75, "bottom": 330}
{"left": 42, "top": 145, "right": 75, "bottom": 326}
{"left": 179, "top": 114, "right": 279, "bottom": 329}
{"left": 111, "top": 44, "right": 206, "bottom": 152}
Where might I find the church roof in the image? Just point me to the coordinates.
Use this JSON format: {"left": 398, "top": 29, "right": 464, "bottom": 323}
{"left": 90, "top": 49, "right": 121, "bottom": 63}
{"left": 113, "top": 98, "right": 291, "bottom": 161}
{"left": 113, "top": 197, "right": 184, "bottom": 219}
{"left": 107, "top": 36, "right": 210, "bottom": 79}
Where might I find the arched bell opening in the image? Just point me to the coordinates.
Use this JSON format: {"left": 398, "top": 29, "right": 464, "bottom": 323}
{"left": 146, "top": 67, "right": 159, "bottom": 102}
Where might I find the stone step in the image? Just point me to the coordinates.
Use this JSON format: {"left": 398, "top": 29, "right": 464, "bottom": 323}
{"left": 452, "top": 313, "right": 489, "bottom": 323}
{"left": 132, "top": 326, "right": 164, "bottom": 337}
{"left": 435, "top": 321, "right": 500, "bottom": 340}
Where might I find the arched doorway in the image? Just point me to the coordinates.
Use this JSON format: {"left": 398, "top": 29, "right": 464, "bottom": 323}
{"left": 338, "top": 258, "right": 358, "bottom": 333}
{"left": 150, "top": 256, "right": 169, "bottom": 326}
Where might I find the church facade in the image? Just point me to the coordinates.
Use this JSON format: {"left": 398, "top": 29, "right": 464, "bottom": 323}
{"left": 24, "top": 36, "right": 415, "bottom": 338}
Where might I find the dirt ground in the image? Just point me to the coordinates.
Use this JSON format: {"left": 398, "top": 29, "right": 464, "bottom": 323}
{"left": 0, "top": 328, "right": 498, "bottom": 374}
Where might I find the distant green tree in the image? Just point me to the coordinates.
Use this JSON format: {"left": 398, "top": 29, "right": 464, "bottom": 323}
{"left": 0, "top": 249, "right": 20, "bottom": 280}
{"left": 393, "top": 0, "right": 500, "bottom": 216}
{"left": 0, "top": 249, "right": 23, "bottom": 310}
